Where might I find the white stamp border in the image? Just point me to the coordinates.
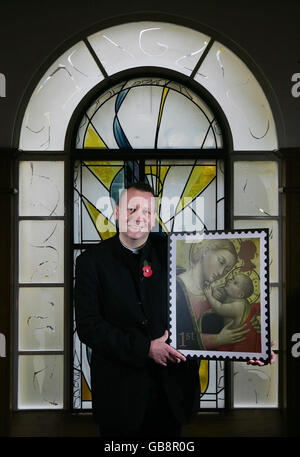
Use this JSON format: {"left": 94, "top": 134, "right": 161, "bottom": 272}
{"left": 168, "top": 229, "right": 271, "bottom": 362}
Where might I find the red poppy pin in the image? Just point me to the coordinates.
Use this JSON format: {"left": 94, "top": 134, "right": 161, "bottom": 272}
{"left": 142, "top": 260, "right": 153, "bottom": 278}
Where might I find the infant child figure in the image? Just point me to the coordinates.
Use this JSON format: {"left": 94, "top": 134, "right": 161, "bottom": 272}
{"left": 204, "top": 273, "right": 262, "bottom": 353}
{"left": 204, "top": 273, "right": 254, "bottom": 328}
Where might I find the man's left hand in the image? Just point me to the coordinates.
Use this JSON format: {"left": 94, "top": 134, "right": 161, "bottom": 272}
{"left": 247, "top": 341, "right": 276, "bottom": 366}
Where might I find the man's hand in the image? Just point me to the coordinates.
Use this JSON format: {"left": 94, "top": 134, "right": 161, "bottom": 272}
{"left": 149, "top": 330, "right": 186, "bottom": 367}
{"left": 247, "top": 341, "right": 276, "bottom": 366}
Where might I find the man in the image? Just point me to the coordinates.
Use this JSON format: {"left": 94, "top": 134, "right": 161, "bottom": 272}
{"left": 74, "top": 182, "right": 200, "bottom": 437}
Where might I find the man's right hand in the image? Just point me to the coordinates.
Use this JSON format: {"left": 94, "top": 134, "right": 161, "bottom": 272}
{"left": 149, "top": 330, "right": 186, "bottom": 367}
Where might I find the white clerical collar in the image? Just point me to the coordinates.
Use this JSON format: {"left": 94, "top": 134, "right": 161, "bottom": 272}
{"left": 119, "top": 237, "right": 147, "bottom": 254}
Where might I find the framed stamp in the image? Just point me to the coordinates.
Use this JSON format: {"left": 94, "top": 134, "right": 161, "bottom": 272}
{"left": 168, "top": 230, "right": 271, "bottom": 363}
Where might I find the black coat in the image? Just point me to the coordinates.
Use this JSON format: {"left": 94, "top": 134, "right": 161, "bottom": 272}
{"left": 74, "top": 233, "right": 200, "bottom": 432}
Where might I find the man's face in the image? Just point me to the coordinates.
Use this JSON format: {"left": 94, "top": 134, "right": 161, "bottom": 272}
{"left": 115, "top": 188, "right": 156, "bottom": 246}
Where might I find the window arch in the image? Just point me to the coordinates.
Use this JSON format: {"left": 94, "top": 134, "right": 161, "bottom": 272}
{"left": 75, "top": 78, "right": 223, "bottom": 150}
{"left": 15, "top": 19, "right": 280, "bottom": 412}
{"left": 17, "top": 20, "right": 277, "bottom": 152}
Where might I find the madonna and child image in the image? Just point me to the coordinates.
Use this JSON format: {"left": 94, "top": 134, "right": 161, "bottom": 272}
{"left": 168, "top": 230, "right": 271, "bottom": 363}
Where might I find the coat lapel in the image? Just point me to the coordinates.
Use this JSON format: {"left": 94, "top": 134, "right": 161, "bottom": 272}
{"left": 138, "top": 236, "right": 167, "bottom": 329}
{"left": 108, "top": 233, "right": 167, "bottom": 332}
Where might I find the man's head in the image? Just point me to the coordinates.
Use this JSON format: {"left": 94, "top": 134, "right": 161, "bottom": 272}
{"left": 114, "top": 182, "right": 156, "bottom": 248}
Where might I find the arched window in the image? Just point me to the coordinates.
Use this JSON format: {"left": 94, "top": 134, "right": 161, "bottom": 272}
{"left": 15, "top": 20, "right": 280, "bottom": 412}
{"left": 73, "top": 76, "right": 225, "bottom": 409}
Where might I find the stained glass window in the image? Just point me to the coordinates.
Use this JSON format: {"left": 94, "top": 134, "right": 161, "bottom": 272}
{"left": 73, "top": 158, "right": 226, "bottom": 410}
{"left": 19, "top": 22, "right": 278, "bottom": 152}
{"left": 19, "top": 41, "right": 103, "bottom": 151}
{"left": 18, "top": 354, "right": 64, "bottom": 409}
{"left": 73, "top": 76, "right": 226, "bottom": 410}
{"left": 17, "top": 161, "right": 65, "bottom": 409}
{"left": 15, "top": 21, "right": 281, "bottom": 414}
{"left": 76, "top": 78, "right": 222, "bottom": 150}
{"left": 87, "top": 22, "right": 210, "bottom": 77}
{"left": 194, "top": 41, "right": 277, "bottom": 150}
{"left": 233, "top": 161, "right": 279, "bottom": 407}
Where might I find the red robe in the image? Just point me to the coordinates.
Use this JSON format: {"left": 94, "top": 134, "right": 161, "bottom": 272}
{"left": 217, "top": 302, "right": 261, "bottom": 353}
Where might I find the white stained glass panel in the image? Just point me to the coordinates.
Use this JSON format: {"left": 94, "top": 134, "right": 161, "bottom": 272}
{"left": 194, "top": 42, "right": 278, "bottom": 150}
{"left": 216, "top": 160, "right": 225, "bottom": 230}
{"left": 79, "top": 95, "right": 119, "bottom": 149}
{"left": 75, "top": 163, "right": 120, "bottom": 242}
{"left": 156, "top": 89, "right": 219, "bottom": 149}
{"left": 200, "top": 360, "right": 225, "bottom": 409}
{"left": 173, "top": 202, "right": 205, "bottom": 233}
{"left": 19, "top": 288, "right": 64, "bottom": 351}
{"left": 73, "top": 249, "right": 91, "bottom": 410}
{"left": 19, "top": 161, "right": 64, "bottom": 216}
{"left": 217, "top": 198, "right": 224, "bottom": 230}
{"left": 74, "top": 161, "right": 81, "bottom": 244}
{"left": 19, "top": 41, "right": 104, "bottom": 151}
{"left": 73, "top": 329, "right": 82, "bottom": 409}
{"left": 81, "top": 164, "right": 115, "bottom": 218}
{"left": 201, "top": 182, "right": 217, "bottom": 230}
{"left": 233, "top": 360, "right": 278, "bottom": 407}
{"left": 19, "top": 221, "right": 64, "bottom": 283}
{"left": 18, "top": 354, "right": 64, "bottom": 409}
{"left": 88, "top": 22, "right": 210, "bottom": 77}
{"left": 76, "top": 78, "right": 223, "bottom": 150}
{"left": 147, "top": 160, "right": 217, "bottom": 232}
{"left": 234, "top": 219, "right": 279, "bottom": 282}
{"left": 269, "top": 286, "right": 279, "bottom": 350}
{"left": 81, "top": 203, "right": 101, "bottom": 242}
{"left": 234, "top": 162, "right": 278, "bottom": 217}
